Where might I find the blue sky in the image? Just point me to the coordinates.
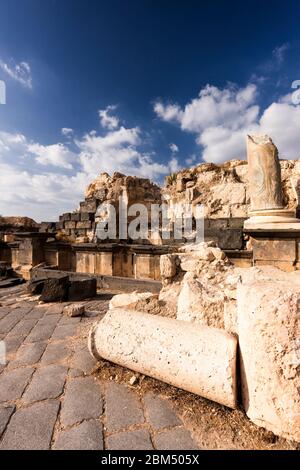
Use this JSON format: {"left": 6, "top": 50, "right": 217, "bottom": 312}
{"left": 0, "top": 0, "right": 300, "bottom": 221}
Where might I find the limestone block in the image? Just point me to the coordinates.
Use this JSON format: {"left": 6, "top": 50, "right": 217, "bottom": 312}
{"left": 109, "top": 292, "right": 155, "bottom": 310}
{"left": 252, "top": 238, "right": 296, "bottom": 262}
{"left": 238, "top": 267, "right": 300, "bottom": 442}
{"left": 160, "top": 254, "right": 177, "bottom": 279}
{"left": 177, "top": 272, "right": 225, "bottom": 329}
{"left": 89, "top": 308, "right": 238, "bottom": 409}
{"left": 63, "top": 304, "right": 85, "bottom": 317}
{"left": 65, "top": 221, "right": 76, "bottom": 229}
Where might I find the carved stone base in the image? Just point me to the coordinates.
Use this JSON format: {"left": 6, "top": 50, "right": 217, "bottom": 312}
{"left": 244, "top": 208, "right": 300, "bottom": 230}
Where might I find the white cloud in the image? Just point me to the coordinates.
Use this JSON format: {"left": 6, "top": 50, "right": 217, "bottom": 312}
{"left": 61, "top": 127, "right": 74, "bottom": 137}
{"left": 169, "top": 143, "right": 179, "bottom": 153}
{"left": 0, "top": 59, "right": 32, "bottom": 89}
{"left": 154, "top": 83, "right": 300, "bottom": 162}
{"left": 99, "top": 105, "right": 119, "bottom": 130}
{"left": 154, "top": 101, "right": 183, "bottom": 123}
{"left": 27, "top": 143, "right": 76, "bottom": 170}
{"left": 0, "top": 120, "right": 180, "bottom": 221}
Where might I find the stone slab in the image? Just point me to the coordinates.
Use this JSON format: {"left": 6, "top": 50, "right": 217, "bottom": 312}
{"left": 143, "top": 392, "right": 181, "bottom": 430}
{"left": 0, "top": 400, "right": 59, "bottom": 449}
{"left": 154, "top": 427, "right": 198, "bottom": 450}
{"left": 53, "top": 420, "right": 103, "bottom": 450}
{"left": 107, "top": 429, "right": 153, "bottom": 450}
{"left": 60, "top": 377, "right": 103, "bottom": 427}
{"left": 0, "top": 367, "right": 34, "bottom": 402}
{"left": 0, "top": 405, "right": 15, "bottom": 436}
{"left": 22, "top": 364, "right": 68, "bottom": 404}
{"left": 105, "top": 382, "right": 144, "bottom": 432}
{"left": 8, "top": 341, "right": 47, "bottom": 369}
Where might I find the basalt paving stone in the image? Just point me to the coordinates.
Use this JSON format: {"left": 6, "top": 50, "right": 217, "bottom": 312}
{"left": 24, "top": 306, "right": 47, "bottom": 320}
{"left": 44, "top": 304, "right": 65, "bottom": 315}
{"left": 60, "top": 377, "right": 103, "bottom": 427}
{"left": 154, "top": 427, "right": 199, "bottom": 450}
{"left": 0, "top": 366, "right": 34, "bottom": 402}
{"left": 0, "top": 405, "right": 15, "bottom": 437}
{"left": 8, "top": 341, "right": 47, "bottom": 369}
{"left": 4, "top": 335, "right": 25, "bottom": 356}
{"left": 6, "top": 318, "right": 38, "bottom": 337}
{"left": 107, "top": 429, "right": 153, "bottom": 451}
{"left": 40, "top": 340, "right": 71, "bottom": 365}
{"left": 51, "top": 323, "right": 79, "bottom": 341}
{"left": 58, "top": 316, "right": 81, "bottom": 326}
{"left": 105, "top": 382, "right": 145, "bottom": 433}
{"left": 53, "top": 420, "right": 104, "bottom": 450}
{"left": 22, "top": 364, "right": 68, "bottom": 404}
{"left": 0, "top": 399, "right": 60, "bottom": 450}
{"left": 38, "top": 314, "right": 62, "bottom": 325}
{"left": 0, "top": 309, "right": 29, "bottom": 335}
{"left": 69, "top": 343, "right": 98, "bottom": 377}
{"left": 24, "top": 321, "right": 57, "bottom": 343}
{"left": 143, "top": 393, "right": 182, "bottom": 430}
{"left": 0, "top": 308, "right": 10, "bottom": 321}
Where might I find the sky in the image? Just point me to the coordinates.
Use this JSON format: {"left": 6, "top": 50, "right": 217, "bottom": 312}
{"left": 0, "top": 0, "right": 300, "bottom": 221}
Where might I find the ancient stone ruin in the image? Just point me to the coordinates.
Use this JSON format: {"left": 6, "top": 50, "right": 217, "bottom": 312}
{"left": 0, "top": 134, "right": 300, "bottom": 449}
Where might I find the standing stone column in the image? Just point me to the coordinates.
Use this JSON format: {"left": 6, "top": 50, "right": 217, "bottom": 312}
{"left": 244, "top": 134, "right": 298, "bottom": 228}
{"left": 247, "top": 135, "right": 283, "bottom": 211}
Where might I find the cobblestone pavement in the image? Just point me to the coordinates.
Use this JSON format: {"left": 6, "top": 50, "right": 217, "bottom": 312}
{"left": 0, "top": 285, "right": 199, "bottom": 450}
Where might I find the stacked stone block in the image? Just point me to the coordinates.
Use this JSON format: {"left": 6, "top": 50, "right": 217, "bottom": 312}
{"left": 56, "top": 198, "right": 98, "bottom": 241}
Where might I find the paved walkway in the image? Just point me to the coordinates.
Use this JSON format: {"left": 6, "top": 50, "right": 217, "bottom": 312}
{"left": 0, "top": 285, "right": 198, "bottom": 450}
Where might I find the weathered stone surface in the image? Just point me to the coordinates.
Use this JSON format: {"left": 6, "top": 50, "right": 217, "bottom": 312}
{"left": 68, "top": 278, "right": 97, "bottom": 301}
{"left": 40, "top": 276, "right": 69, "bottom": 303}
{"left": 89, "top": 309, "right": 238, "bottom": 408}
{"left": 109, "top": 292, "right": 155, "bottom": 310}
{"left": 60, "top": 377, "right": 103, "bottom": 427}
{"left": 238, "top": 266, "right": 300, "bottom": 442}
{"left": 154, "top": 427, "right": 198, "bottom": 450}
{"left": 51, "top": 323, "right": 78, "bottom": 340}
{"left": 22, "top": 364, "right": 67, "bottom": 404}
{"left": 0, "top": 400, "right": 59, "bottom": 449}
{"left": 105, "top": 382, "right": 144, "bottom": 432}
{"left": 70, "top": 342, "right": 97, "bottom": 377}
{"left": 177, "top": 272, "right": 225, "bottom": 328}
{"left": 0, "top": 405, "right": 15, "bottom": 437}
{"left": 25, "top": 321, "right": 57, "bottom": 343}
{"left": 7, "top": 318, "right": 38, "bottom": 337}
{"left": 0, "top": 367, "right": 34, "bottom": 402}
{"left": 63, "top": 303, "right": 85, "bottom": 317}
{"left": 160, "top": 254, "right": 178, "bottom": 280}
{"left": 53, "top": 420, "right": 103, "bottom": 450}
{"left": 8, "top": 341, "right": 46, "bottom": 369}
{"left": 27, "top": 279, "right": 45, "bottom": 296}
{"left": 107, "top": 429, "right": 153, "bottom": 450}
{"left": 41, "top": 340, "right": 71, "bottom": 365}
{"left": 144, "top": 392, "right": 181, "bottom": 429}
{"left": 252, "top": 238, "right": 296, "bottom": 262}
{"left": 0, "top": 308, "right": 29, "bottom": 334}
{"left": 247, "top": 134, "right": 283, "bottom": 211}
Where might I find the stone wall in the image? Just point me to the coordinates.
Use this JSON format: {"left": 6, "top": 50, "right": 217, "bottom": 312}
{"left": 55, "top": 172, "right": 162, "bottom": 243}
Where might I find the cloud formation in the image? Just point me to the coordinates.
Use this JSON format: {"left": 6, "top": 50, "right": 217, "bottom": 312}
{"left": 0, "top": 59, "right": 32, "bottom": 89}
{"left": 154, "top": 83, "right": 300, "bottom": 162}
{"left": 99, "top": 105, "right": 119, "bottom": 130}
{"left": 0, "top": 107, "right": 180, "bottom": 221}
